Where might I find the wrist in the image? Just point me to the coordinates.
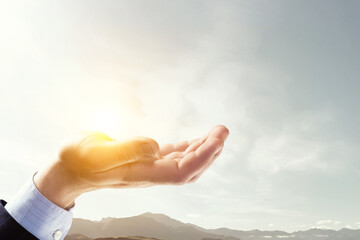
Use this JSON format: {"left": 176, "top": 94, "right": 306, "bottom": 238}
{"left": 34, "top": 161, "right": 83, "bottom": 210}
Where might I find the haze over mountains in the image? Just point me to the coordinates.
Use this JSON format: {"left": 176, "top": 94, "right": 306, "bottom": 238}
{"left": 65, "top": 213, "right": 360, "bottom": 240}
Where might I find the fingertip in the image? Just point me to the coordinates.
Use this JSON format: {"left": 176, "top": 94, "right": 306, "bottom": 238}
{"left": 217, "top": 124, "right": 230, "bottom": 136}
{"left": 209, "top": 125, "right": 230, "bottom": 142}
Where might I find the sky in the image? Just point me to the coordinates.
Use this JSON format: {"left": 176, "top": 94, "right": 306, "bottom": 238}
{"left": 0, "top": 0, "right": 359, "bottom": 232}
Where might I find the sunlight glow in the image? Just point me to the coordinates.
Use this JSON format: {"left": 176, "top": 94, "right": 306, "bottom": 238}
{"left": 86, "top": 107, "right": 125, "bottom": 134}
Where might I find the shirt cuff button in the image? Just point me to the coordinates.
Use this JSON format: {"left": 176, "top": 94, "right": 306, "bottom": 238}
{"left": 53, "top": 229, "right": 63, "bottom": 240}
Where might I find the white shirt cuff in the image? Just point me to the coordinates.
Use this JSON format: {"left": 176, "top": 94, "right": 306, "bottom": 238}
{"left": 5, "top": 173, "right": 73, "bottom": 240}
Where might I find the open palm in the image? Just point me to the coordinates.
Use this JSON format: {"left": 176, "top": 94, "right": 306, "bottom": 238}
{"left": 76, "top": 125, "right": 229, "bottom": 189}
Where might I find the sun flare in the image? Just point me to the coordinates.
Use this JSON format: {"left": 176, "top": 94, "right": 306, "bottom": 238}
{"left": 86, "top": 107, "right": 125, "bottom": 134}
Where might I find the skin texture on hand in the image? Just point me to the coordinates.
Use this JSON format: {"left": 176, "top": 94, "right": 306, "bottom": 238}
{"left": 34, "top": 125, "right": 229, "bottom": 209}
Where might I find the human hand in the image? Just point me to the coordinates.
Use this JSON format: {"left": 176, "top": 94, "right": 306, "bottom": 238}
{"left": 34, "top": 125, "right": 229, "bottom": 209}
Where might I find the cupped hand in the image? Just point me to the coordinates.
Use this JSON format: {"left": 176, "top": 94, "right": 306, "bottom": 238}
{"left": 91, "top": 124, "right": 229, "bottom": 188}
{"left": 34, "top": 125, "right": 229, "bottom": 209}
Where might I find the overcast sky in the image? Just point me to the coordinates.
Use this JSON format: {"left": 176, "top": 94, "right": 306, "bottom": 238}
{"left": 0, "top": 0, "right": 359, "bottom": 232}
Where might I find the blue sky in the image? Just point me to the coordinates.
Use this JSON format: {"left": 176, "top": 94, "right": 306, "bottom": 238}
{"left": 0, "top": 0, "right": 359, "bottom": 232}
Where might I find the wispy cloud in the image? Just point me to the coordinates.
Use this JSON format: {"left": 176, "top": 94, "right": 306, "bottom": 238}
{"left": 316, "top": 220, "right": 341, "bottom": 226}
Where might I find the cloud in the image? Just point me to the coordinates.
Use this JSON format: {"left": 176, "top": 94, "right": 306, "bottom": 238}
{"left": 355, "top": 221, "right": 360, "bottom": 228}
{"left": 316, "top": 220, "right": 341, "bottom": 225}
{"left": 312, "top": 220, "right": 342, "bottom": 230}
{"left": 311, "top": 226, "right": 332, "bottom": 230}
{"left": 247, "top": 132, "right": 328, "bottom": 174}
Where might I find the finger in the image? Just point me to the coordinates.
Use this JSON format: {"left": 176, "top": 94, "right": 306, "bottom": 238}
{"left": 183, "top": 125, "right": 229, "bottom": 154}
{"left": 160, "top": 138, "right": 200, "bottom": 156}
{"left": 85, "top": 136, "right": 160, "bottom": 172}
{"left": 124, "top": 126, "right": 228, "bottom": 183}
{"left": 178, "top": 138, "right": 222, "bottom": 181}
{"left": 163, "top": 151, "right": 184, "bottom": 161}
{"left": 208, "top": 125, "right": 230, "bottom": 142}
{"left": 188, "top": 148, "right": 223, "bottom": 183}
{"left": 160, "top": 125, "right": 229, "bottom": 156}
{"left": 187, "top": 126, "right": 229, "bottom": 183}
{"left": 160, "top": 140, "right": 189, "bottom": 156}
{"left": 184, "top": 138, "right": 204, "bottom": 155}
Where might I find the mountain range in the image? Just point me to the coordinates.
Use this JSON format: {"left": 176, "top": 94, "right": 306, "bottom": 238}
{"left": 65, "top": 212, "right": 360, "bottom": 240}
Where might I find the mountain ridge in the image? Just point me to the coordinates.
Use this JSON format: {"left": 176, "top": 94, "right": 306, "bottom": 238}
{"left": 66, "top": 212, "right": 360, "bottom": 240}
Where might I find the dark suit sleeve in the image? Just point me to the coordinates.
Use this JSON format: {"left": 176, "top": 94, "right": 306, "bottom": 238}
{"left": 0, "top": 199, "right": 38, "bottom": 240}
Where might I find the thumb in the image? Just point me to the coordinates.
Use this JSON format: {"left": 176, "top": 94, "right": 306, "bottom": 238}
{"left": 115, "top": 137, "right": 161, "bottom": 162}
{"left": 88, "top": 137, "right": 160, "bottom": 172}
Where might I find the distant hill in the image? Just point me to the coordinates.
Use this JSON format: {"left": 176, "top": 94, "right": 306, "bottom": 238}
{"left": 67, "top": 212, "right": 360, "bottom": 240}
{"left": 67, "top": 213, "right": 229, "bottom": 240}
{"left": 65, "top": 235, "right": 163, "bottom": 240}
